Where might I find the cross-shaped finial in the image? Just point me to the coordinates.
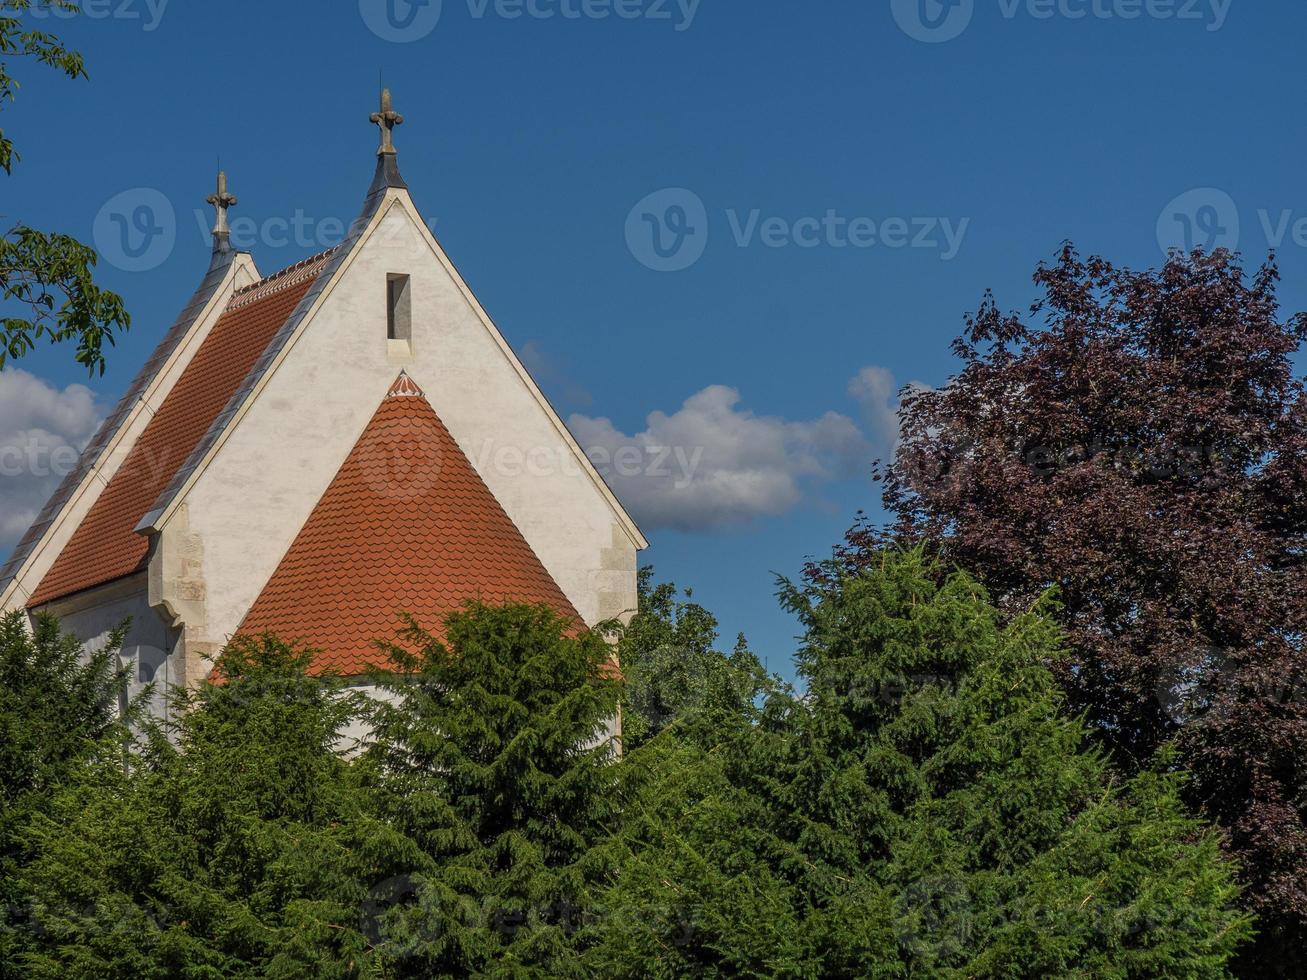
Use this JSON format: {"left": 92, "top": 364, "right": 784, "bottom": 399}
{"left": 206, "top": 170, "right": 237, "bottom": 236}
{"left": 370, "top": 87, "right": 404, "bottom": 156}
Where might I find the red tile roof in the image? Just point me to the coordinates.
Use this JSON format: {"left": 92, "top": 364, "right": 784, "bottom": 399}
{"left": 235, "top": 373, "right": 583, "bottom": 676}
{"left": 27, "top": 254, "right": 332, "bottom": 608}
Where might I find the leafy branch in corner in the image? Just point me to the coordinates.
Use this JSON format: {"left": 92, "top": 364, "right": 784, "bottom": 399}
{"left": 0, "top": 0, "right": 129, "bottom": 375}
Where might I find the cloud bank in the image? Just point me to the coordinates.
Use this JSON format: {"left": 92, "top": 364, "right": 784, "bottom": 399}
{"left": 570, "top": 367, "right": 906, "bottom": 532}
{"left": 0, "top": 369, "right": 103, "bottom": 553}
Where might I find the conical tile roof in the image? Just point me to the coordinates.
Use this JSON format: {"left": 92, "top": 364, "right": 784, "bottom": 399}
{"left": 236, "top": 373, "right": 582, "bottom": 675}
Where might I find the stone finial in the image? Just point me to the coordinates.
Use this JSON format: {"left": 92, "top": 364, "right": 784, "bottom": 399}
{"left": 370, "top": 87, "right": 405, "bottom": 156}
{"left": 206, "top": 170, "right": 238, "bottom": 240}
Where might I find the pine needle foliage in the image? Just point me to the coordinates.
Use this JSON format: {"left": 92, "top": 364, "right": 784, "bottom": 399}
{"left": 588, "top": 550, "right": 1251, "bottom": 978}
{"left": 358, "top": 602, "right": 624, "bottom": 978}
{"left": 0, "top": 612, "right": 131, "bottom": 977}
{"left": 16, "top": 634, "right": 396, "bottom": 979}
{"left": 617, "top": 567, "right": 772, "bottom": 749}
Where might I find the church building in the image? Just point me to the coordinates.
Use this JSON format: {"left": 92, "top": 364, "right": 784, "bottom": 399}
{"left": 0, "top": 91, "right": 646, "bottom": 714}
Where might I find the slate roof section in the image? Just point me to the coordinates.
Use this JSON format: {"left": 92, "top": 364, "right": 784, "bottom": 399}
{"left": 235, "top": 373, "right": 583, "bottom": 677}
{"left": 26, "top": 256, "right": 331, "bottom": 608}
{"left": 0, "top": 244, "right": 243, "bottom": 597}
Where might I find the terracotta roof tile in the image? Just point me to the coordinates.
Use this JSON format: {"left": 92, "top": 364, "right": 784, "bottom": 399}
{"left": 235, "top": 374, "right": 583, "bottom": 677}
{"left": 1, "top": 248, "right": 241, "bottom": 594}
{"left": 27, "top": 256, "right": 332, "bottom": 608}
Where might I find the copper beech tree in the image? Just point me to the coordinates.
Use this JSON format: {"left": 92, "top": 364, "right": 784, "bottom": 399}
{"left": 843, "top": 246, "right": 1307, "bottom": 975}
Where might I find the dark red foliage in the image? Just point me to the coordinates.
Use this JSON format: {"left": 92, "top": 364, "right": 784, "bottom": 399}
{"left": 840, "top": 245, "right": 1307, "bottom": 975}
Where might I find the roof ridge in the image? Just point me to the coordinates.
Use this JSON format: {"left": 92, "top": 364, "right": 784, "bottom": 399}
{"left": 228, "top": 248, "right": 339, "bottom": 309}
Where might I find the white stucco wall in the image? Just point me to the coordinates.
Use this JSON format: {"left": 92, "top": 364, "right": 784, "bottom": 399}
{"left": 173, "top": 195, "right": 639, "bottom": 654}
{"left": 37, "top": 575, "right": 177, "bottom": 719}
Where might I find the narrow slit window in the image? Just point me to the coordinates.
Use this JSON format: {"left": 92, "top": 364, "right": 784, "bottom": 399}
{"left": 387, "top": 274, "right": 412, "bottom": 343}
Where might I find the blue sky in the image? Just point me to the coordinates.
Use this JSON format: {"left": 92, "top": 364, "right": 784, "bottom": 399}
{"left": 1, "top": 0, "right": 1301, "bottom": 678}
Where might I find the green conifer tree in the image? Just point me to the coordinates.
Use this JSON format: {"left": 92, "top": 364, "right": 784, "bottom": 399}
{"left": 588, "top": 551, "right": 1251, "bottom": 978}
{"left": 358, "top": 602, "right": 623, "bottom": 978}
{"left": 617, "top": 568, "right": 771, "bottom": 749}
{"left": 0, "top": 612, "right": 130, "bottom": 977}
{"left": 17, "top": 634, "right": 397, "bottom": 979}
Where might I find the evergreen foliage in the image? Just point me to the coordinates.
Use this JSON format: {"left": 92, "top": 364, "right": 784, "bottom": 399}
{"left": 617, "top": 567, "right": 771, "bottom": 749}
{"left": 357, "top": 602, "right": 624, "bottom": 977}
{"left": 3, "top": 578, "right": 1251, "bottom": 977}
{"left": 0, "top": 612, "right": 130, "bottom": 977}
{"left": 16, "top": 634, "right": 390, "bottom": 979}
{"left": 860, "top": 247, "right": 1307, "bottom": 973}
{"left": 588, "top": 551, "right": 1251, "bottom": 978}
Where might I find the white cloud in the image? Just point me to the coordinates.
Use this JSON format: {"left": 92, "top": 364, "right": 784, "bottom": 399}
{"left": 0, "top": 369, "right": 103, "bottom": 551}
{"left": 848, "top": 365, "right": 902, "bottom": 448}
{"left": 847, "top": 366, "right": 932, "bottom": 454}
{"left": 569, "top": 381, "right": 877, "bottom": 532}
